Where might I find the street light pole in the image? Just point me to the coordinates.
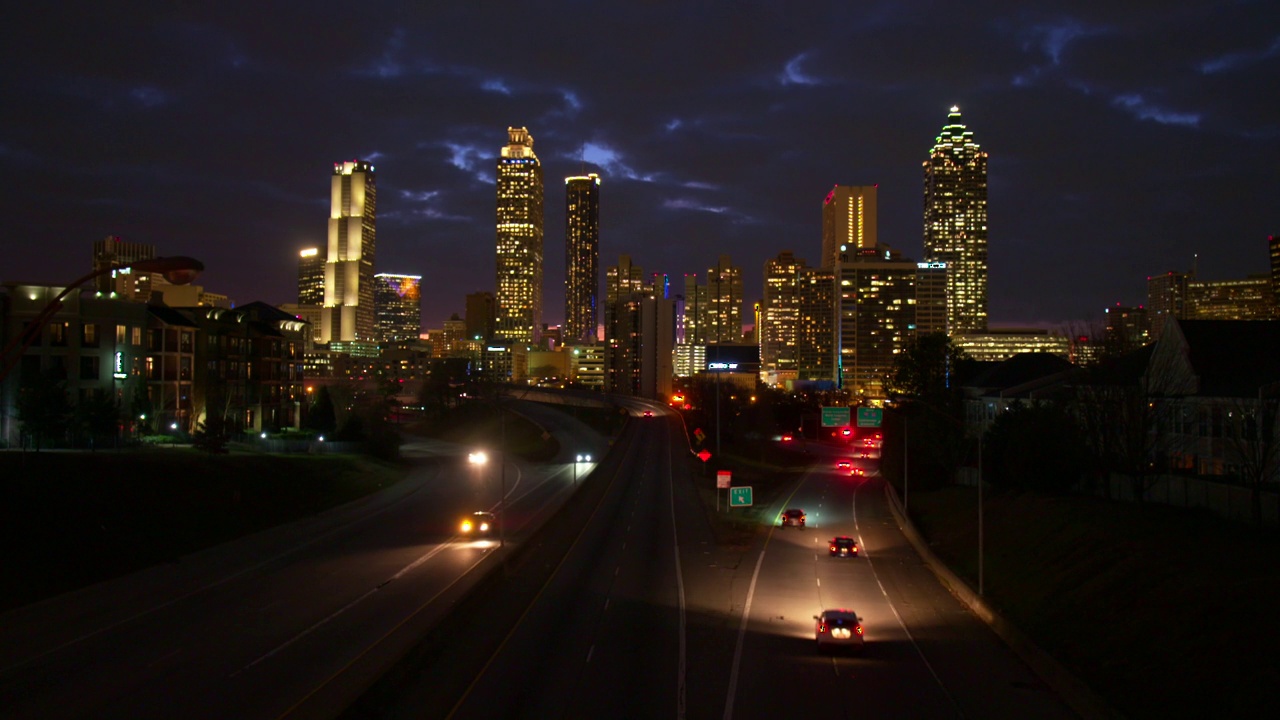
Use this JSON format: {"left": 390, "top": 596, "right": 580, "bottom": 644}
{"left": 978, "top": 431, "right": 984, "bottom": 597}
{"left": 903, "top": 419, "right": 910, "bottom": 514}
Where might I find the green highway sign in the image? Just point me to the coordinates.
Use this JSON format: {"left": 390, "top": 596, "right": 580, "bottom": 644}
{"left": 821, "top": 406, "right": 851, "bottom": 427}
{"left": 729, "top": 486, "right": 753, "bottom": 507}
{"left": 857, "top": 407, "right": 883, "bottom": 428}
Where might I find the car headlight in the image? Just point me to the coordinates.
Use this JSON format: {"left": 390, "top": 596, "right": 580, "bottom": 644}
{"left": 461, "top": 520, "right": 473, "bottom": 532}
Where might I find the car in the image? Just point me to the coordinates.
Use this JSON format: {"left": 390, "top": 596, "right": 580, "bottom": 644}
{"left": 849, "top": 467, "right": 866, "bottom": 477}
{"left": 779, "top": 508, "right": 806, "bottom": 528}
{"left": 460, "top": 511, "right": 497, "bottom": 535}
{"left": 829, "top": 536, "right": 859, "bottom": 557}
{"left": 814, "top": 608, "right": 865, "bottom": 652}
{"left": 642, "top": 410, "right": 654, "bottom": 418}
{"left": 780, "top": 434, "right": 794, "bottom": 442}
{"left": 835, "top": 459, "right": 853, "bottom": 472}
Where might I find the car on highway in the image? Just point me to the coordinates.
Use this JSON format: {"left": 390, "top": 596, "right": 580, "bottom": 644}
{"left": 460, "top": 511, "right": 497, "bottom": 535}
{"left": 814, "top": 608, "right": 864, "bottom": 652}
{"left": 836, "top": 459, "right": 853, "bottom": 472}
{"left": 780, "top": 433, "right": 794, "bottom": 442}
{"left": 779, "top": 508, "right": 806, "bottom": 528}
{"left": 829, "top": 536, "right": 859, "bottom": 557}
{"left": 642, "top": 410, "right": 654, "bottom": 418}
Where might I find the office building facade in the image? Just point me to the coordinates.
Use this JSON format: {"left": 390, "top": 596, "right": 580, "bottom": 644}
{"left": 923, "top": 106, "right": 988, "bottom": 334}
{"left": 92, "top": 236, "right": 156, "bottom": 300}
{"left": 374, "top": 273, "right": 422, "bottom": 343}
{"left": 821, "top": 185, "right": 878, "bottom": 270}
{"left": 495, "top": 127, "right": 544, "bottom": 345}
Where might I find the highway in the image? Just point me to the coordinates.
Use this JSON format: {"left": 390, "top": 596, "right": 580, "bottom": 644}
{"left": 386, "top": 414, "right": 1080, "bottom": 719}
{"left": 0, "top": 400, "right": 607, "bottom": 720}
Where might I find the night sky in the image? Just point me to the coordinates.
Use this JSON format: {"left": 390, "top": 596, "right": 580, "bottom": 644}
{"left": 4, "top": 2, "right": 1277, "bottom": 333}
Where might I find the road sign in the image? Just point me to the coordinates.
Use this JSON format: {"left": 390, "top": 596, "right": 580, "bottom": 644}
{"left": 856, "top": 407, "right": 883, "bottom": 428}
{"left": 697, "top": 449, "right": 712, "bottom": 462}
{"left": 716, "top": 470, "right": 731, "bottom": 489}
{"left": 694, "top": 428, "right": 706, "bottom": 443}
{"left": 729, "top": 486, "right": 753, "bottom": 507}
{"left": 821, "top": 406, "right": 851, "bottom": 427}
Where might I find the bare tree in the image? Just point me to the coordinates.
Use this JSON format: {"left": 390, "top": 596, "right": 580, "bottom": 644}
{"left": 1220, "top": 387, "right": 1280, "bottom": 526}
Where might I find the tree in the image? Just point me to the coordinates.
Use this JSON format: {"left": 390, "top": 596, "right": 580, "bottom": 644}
{"left": 1220, "top": 389, "right": 1280, "bottom": 526}
{"left": 16, "top": 368, "right": 72, "bottom": 450}
{"left": 887, "top": 332, "right": 971, "bottom": 404}
{"left": 74, "top": 389, "right": 121, "bottom": 450}
{"left": 984, "top": 400, "right": 1085, "bottom": 493}
{"left": 304, "top": 385, "right": 337, "bottom": 435}
{"left": 191, "top": 414, "right": 233, "bottom": 454}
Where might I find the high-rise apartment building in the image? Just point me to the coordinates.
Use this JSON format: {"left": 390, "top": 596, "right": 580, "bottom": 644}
{"left": 374, "top": 273, "right": 422, "bottom": 343}
{"left": 1147, "top": 270, "right": 1193, "bottom": 339}
{"left": 682, "top": 275, "right": 709, "bottom": 346}
{"left": 321, "top": 160, "right": 377, "bottom": 346}
{"left": 298, "top": 247, "right": 325, "bottom": 306}
{"left": 761, "top": 251, "right": 808, "bottom": 384}
{"left": 914, "top": 262, "right": 949, "bottom": 336}
{"left": 821, "top": 185, "right": 878, "bottom": 270}
{"left": 923, "top": 106, "right": 988, "bottom": 334}
{"left": 603, "top": 255, "right": 655, "bottom": 395}
{"left": 837, "top": 246, "right": 918, "bottom": 399}
{"left": 796, "top": 267, "right": 836, "bottom": 382}
{"left": 92, "top": 236, "right": 156, "bottom": 300}
{"left": 706, "top": 254, "right": 743, "bottom": 343}
{"left": 564, "top": 173, "right": 600, "bottom": 343}
{"left": 465, "top": 291, "right": 496, "bottom": 343}
{"left": 495, "top": 127, "right": 544, "bottom": 345}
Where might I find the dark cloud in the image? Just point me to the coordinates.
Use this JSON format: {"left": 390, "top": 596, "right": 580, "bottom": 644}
{"left": 2, "top": 1, "right": 1276, "bottom": 332}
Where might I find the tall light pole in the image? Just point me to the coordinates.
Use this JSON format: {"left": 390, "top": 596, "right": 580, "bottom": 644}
{"left": 0, "top": 256, "right": 204, "bottom": 384}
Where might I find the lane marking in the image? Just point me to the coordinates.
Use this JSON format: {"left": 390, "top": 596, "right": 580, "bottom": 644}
{"left": 854, "top": 482, "right": 961, "bottom": 714}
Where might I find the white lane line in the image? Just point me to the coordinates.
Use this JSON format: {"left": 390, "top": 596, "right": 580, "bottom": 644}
{"left": 853, "top": 484, "right": 961, "bottom": 713}
{"left": 667, "top": 443, "right": 688, "bottom": 720}
{"left": 722, "top": 549, "right": 767, "bottom": 720}
{"left": 239, "top": 541, "right": 453, "bottom": 672}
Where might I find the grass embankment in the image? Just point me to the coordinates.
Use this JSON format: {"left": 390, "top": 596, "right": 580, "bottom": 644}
{"left": 906, "top": 487, "right": 1279, "bottom": 719}
{"left": 0, "top": 448, "right": 406, "bottom": 612}
{"left": 689, "top": 441, "right": 813, "bottom": 548}
{"left": 0, "top": 402, "right": 614, "bottom": 614}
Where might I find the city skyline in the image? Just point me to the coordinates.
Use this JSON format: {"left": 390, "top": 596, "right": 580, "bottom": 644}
{"left": 4, "top": 4, "right": 1276, "bottom": 333}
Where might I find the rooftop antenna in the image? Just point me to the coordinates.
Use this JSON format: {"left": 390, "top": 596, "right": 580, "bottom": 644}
{"left": 1192, "top": 252, "right": 1198, "bottom": 277}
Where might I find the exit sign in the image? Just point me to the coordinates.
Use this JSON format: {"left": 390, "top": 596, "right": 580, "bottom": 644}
{"left": 729, "top": 486, "right": 753, "bottom": 507}
{"left": 856, "top": 407, "right": 883, "bottom": 428}
{"left": 821, "top": 406, "right": 851, "bottom": 427}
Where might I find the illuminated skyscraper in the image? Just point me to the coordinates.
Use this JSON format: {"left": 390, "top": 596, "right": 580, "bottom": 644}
{"left": 297, "top": 247, "right": 325, "bottom": 306}
{"left": 707, "top": 255, "right": 744, "bottom": 343}
{"left": 923, "top": 106, "right": 988, "bottom": 334}
{"left": 821, "top": 185, "right": 878, "bottom": 270}
{"left": 495, "top": 127, "right": 544, "bottom": 345}
{"left": 374, "top": 273, "right": 422, "bottom": 343}
{"left": 761, "top": 251, "right": 808, "bottom": 383}
{"left": 321, "top": 160, "right": 377, "bottom": 345}
{"left": 564, "top": 173, "right": 600, "bottom": 343}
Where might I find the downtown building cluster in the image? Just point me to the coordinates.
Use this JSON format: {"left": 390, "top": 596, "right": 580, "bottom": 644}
{"left": 4, "top": 109, "right": 1280, "bottom": 448}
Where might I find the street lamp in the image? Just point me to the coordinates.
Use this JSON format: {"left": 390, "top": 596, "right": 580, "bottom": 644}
{"left": 0, "top": 256, "right": 204, "bottom": 384}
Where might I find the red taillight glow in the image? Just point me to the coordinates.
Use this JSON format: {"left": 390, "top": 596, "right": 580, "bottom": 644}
{"left": 830, "top": 545, "right": 837, "bottom": 552}
{"left": 855, "top": 624, "right": 864, "bottom": 635}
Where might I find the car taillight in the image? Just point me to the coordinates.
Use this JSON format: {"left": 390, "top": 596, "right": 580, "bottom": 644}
{"left": 830, "top": 545, "right": 837, "bottom": 552}
{"left": 479, "top": 522, "right": 490, "bottom": 532}
{"left": 461, "top": 520, "right": 473, "bottom": 532}
{"left": 855, "top": 624, "right": 864, "bottom": 635}
{"left": 818, "top": 623, "right": 827, "bottom": 633}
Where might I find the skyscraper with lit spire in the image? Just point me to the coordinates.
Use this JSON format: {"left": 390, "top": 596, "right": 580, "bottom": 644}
{"left": 495, "top": 127, "right": 544, "bottom": 344}
{"left": 564, "top": 173, "right": 600, "bottom": 343}
{"left": 923, "top": 106, "right": 988, "bottom": 334}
